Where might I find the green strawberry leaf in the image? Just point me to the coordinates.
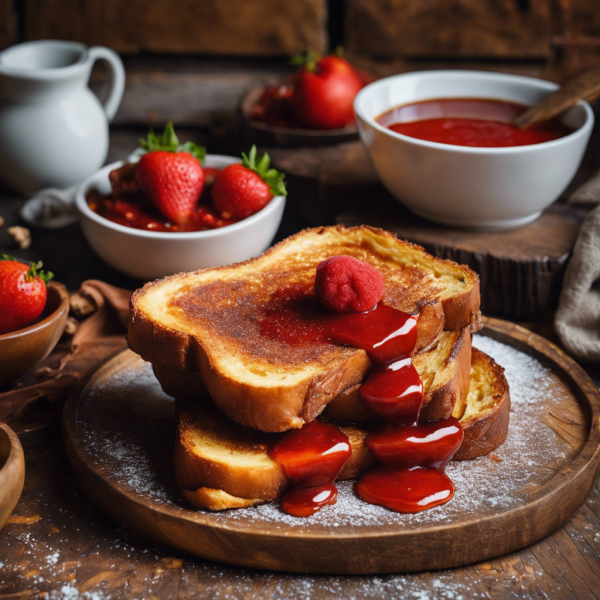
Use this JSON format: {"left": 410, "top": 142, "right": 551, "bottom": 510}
{"left": 178, "top": 141, "right": 206, "bottom": 163}
{"left": 1, "top": 254, "right": 18, "bottom": 261}
{"left": 241, "top": 145, "right": 287, "bottom": 197}
{"left": 137, "top": 122, "right": 206, "bottom": 164}
{"left": 160, "top": 122, "right": 179, "bottom": 149}
{"left": 27, "top": 260, "right": 53, "bottom": 284}
{"left": 289, "top": 50, "right": 319, "bottom": 73}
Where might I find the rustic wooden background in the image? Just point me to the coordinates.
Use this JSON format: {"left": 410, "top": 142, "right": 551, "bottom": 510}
{"left": 0, "top": 0, "right": 598, "bottom": 70}
{"left": 0, "top": 0, "right": 598, "bottom": 136}
{"left": 1, "top": 1, "right": 600, "bottom": 598}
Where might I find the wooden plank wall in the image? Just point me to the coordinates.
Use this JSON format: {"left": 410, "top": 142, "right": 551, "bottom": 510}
{"left": 0, "top": 0, "right": 597, "bottom": 66}
{"left": 0, "top": 0, "right": 597, "bottom": 130}
{"left": 344, "top": 0, "right": 553, "bottom": 59}
{"left": 8, "top": 0, "right": 329, "bottom": 54}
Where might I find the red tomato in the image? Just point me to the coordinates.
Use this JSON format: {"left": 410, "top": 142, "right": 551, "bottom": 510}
{"left": 289, "top": 56, "right": 364, "bottom": 130}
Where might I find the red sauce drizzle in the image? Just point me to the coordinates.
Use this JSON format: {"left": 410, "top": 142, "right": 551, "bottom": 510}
{"left": 376, "top": 98, "right": 572, "bottom": 148}
{"left": 266, "top": 288, "right": 464, "bottom": 516}
{"left": 258, "top": 285, "right": 328, "bottom": 346}
{"left": 268, "top": 420, "right": 351, "bottom": 517}
{"left": 326, "top": 306, "right": 463, "bottom": 512}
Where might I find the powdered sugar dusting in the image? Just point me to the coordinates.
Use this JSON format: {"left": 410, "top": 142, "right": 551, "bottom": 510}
{"left": 79, "top": 335, "right": 572, "bottom": 532}
{"left": 48, "top": 584, "right": 106, "bottom": 600}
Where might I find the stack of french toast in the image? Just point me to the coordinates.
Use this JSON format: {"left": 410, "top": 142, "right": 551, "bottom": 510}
{"left": 128, "top": 226, "right": 510, "bottom": 513}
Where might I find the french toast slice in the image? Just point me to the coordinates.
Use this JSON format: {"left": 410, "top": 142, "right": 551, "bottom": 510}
{"left": 155, "top": 328, "right": 472, "bottom": 426}
{"left": 175, "top": 347, "right": 510, "bottom": 511}
{"left": 129, "top": 226, "right": 481, "bottom": 432}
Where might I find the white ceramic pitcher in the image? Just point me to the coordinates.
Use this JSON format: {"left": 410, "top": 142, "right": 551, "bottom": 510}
{"left": 0, "top": 40, "right": 125, "bottom": 195}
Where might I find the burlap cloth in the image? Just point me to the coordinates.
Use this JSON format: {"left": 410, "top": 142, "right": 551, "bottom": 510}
{"left": 0, "top": 281, "right": 131, "bottom": 431}
{"left": 555, "top": 173, "right": 600, "bottom": 363}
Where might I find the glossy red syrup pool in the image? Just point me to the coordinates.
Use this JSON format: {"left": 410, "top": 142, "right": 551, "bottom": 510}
{"left": 258, "top": 289, "right": 417, "bottom": 358}
{"left": 86, "top": 167, "right": 238, "bottom": 232}
{"left": 377, "top": 98, "right": 572, "bottom": 148}
{"left": 269, "top": 420, "right": 351, "bottom": 517}
{"left": 265, "top": 286, "right": 464, "bottom": 516}
{"left": 357, "top": 467, "right": 454, "bottom": 513}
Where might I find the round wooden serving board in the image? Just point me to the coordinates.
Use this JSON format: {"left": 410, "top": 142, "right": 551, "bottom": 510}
{"left": 62, "top": 318, "right": 600, "bottom": 574}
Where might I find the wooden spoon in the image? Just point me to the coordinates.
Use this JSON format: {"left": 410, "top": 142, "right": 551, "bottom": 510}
{"left": 513, "top": 65, "right": 600, "bottom": 130}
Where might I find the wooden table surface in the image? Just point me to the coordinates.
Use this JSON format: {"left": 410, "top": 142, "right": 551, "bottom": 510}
{"left": 1, "top": 124, "right": 600, "bottom": 598}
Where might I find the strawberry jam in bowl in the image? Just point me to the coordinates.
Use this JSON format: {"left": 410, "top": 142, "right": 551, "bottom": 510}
{"left": 86, "top": 166, "right": 233, "bottom": 233}
{"left": 376, "top": 98, "right": 573, "bottom": 148}
{"left": 75, "top": 124, "right": 286, "bottom": 281}
{"left": 354, "top": 70, "right": 594, "bottom": 230}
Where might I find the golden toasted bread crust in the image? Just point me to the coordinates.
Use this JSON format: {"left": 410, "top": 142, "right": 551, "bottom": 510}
{"left": 131, "top": 226, "right": 480, "bottom": 432}
{"left": 155, "top": 359, "right": 370, "bottom": 430}
{"left": 155, "top": 329, "right": 471, "bottom": 427}
{"left": 421, "top": 328, "right": 472, "bottom": 421}
{"left": 453, "top": 348, "right": 510, "bottom": 461}
{"left": 182, "top": 488, "right": 262, "bottom": 510}
{"left": 174, "top": 348, "right": 510, "bottom": 511}
{"left": 174, "top": 401, "right": 287, "bottom": 500}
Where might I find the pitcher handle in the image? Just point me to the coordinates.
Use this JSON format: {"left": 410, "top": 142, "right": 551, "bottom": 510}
{"left": 88, "top": 46, "right": 125, "bottom": 122}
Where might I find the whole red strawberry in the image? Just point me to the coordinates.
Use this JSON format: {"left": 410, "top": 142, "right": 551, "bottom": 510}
{"left": 135, "top": 123, "right": 206, "bottom": 225}
{"left": 212, "top": 146, "right": 286, "bottom": 220}
{"left": 0, "top": 256, "right": 53, "bottom": 335}
{"left": 315, "top": 255, "right": 384, "bottom": 314}
{"left": 289, "top": 51, "right": 364, "bottom": 130}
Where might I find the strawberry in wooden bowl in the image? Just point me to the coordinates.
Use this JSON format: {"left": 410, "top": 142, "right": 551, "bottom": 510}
{"left": 0, "top": 257, "right": 69, "bottom": 387}
{"left": 75, "top": 124, "right": 287, "bottom": 280}
{"left": 243, "top": 49, "right": 371, "bottom": 148}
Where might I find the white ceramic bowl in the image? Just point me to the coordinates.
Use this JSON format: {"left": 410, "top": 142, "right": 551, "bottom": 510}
{"left": 354, "top": 70, "right": 594, "bottom": 230}
{"left": 75, "top": 155, "right": 286, "bottom": 280}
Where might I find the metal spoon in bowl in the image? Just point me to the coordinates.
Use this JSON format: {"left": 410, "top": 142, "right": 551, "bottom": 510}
{"left": 513, "top": 65, "right": 600, "bottom": 130}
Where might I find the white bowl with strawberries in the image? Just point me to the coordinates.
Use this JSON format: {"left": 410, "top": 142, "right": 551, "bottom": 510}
{"left": 75, "top": 124, "right": 287, "bottom": 281}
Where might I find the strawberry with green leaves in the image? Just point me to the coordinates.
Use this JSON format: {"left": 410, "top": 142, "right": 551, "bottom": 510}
{"left": 0, "top": 256, "right": 54, "bottom": 335}
{"left": 136, "top": 122, "right": 206, "bottom": 226}
{"left": 212, "top": 146, "right": 286, "bottom": 220}
{"left": 289, "top": 49, "right": 364, "bottom": 130}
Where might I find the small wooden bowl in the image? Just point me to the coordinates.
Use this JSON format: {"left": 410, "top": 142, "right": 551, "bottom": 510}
{"left": 241, "top": 86, "right": 359, "bottom": 148}
{"left": 0, "top": 281, "right": 69, "bottom": 388}
{"left": 0, "top": 422, "right": 25, "bottom": 531}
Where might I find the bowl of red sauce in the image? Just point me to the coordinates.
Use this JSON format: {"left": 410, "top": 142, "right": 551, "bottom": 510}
{"left": 75, "top": 155, "right": 286, "bottom": 280}
{"left": 354, "top": 70, "right": 594, "bottom": 229}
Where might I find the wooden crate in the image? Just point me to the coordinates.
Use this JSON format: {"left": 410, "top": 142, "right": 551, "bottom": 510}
{"left": 24, "top": 0, "right": 327, "bottom": 55}
{"left": 344, "top": 0, "right": 553, "bottom": 58}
